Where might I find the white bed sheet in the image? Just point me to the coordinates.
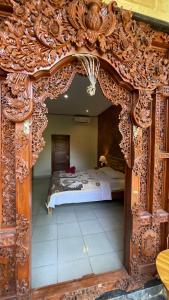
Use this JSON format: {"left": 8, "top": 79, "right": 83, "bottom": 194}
{"left": 47, "top": 169, "right": 125, "bottom": 208}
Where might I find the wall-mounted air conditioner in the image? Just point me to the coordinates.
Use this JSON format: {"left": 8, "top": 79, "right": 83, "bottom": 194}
{"left": 73, "top": 116, "right": 91, "bottom": 123}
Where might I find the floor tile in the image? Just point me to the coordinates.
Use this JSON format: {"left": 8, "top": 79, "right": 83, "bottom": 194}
{"left": 56, "top": 211, "right": 77, "bottom": 224}
{"left": 105, "top": 229, "right": 124, "bottom": 251}
{"left": 32, "top": 224, "right": 57, "bottom": 242}
{"left": 90, "top": 251, "right": 123, "bottom": 274}
{"left": 32, "top": 179, "right": 125, "bottom": 286}
{"left": 98, "top": 216, "right": 123, "bottom": 231}
{"left": 35, "top": 214, "right": 57, "bottom": 226}
{"left": 79, "top": 219, "right": 104, "bottom": 235}
{"left": 32, "top": 264, "right": 57, "bottom": 288}
{"left": 54, "top": 204, "right": 74, "bottom": 214}
{"left": 58, "top": 236, "right": 87, "bottom": 263}
{"left": 32, "top": 215, "right": 38, "bottom": 226}
{"left": 73, "top": 203, "right": 94, "bottom": 210}
{"left": 58, "top": 258, "right": 92, "bottom": 283}
{"left": 37, "top": 204, "right": 48, "bottom": 215}
{"left": 84, "top": 232, "right": 113, "bottom": 256}
{"left": 75, "top": 208, "right": 96, "bottom": 221}
{"left": 32, "top": 240, "right": 57, "bottom": 268}
{"left": 58, "top": 222, "right": 81, "bottom": 239}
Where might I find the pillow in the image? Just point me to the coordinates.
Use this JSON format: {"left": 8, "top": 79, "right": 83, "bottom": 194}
{"left": 99, "top": 167, "right": 124, "bottom": 179}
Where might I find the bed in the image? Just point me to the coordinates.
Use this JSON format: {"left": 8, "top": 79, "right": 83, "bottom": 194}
{"left": 46, "top": 167, "right": 125, "bottom": 214}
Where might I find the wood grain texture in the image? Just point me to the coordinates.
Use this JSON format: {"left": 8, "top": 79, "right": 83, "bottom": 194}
{"left": 0, "top": 0, "right": 168, "bottom": 299}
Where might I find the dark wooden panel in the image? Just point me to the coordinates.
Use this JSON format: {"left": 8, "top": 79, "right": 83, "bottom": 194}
{"left": 98, "top": 105, "right": 125, "bottom": 172}
{"left": 51, "top": 135, "right": 70, "bottom": 173}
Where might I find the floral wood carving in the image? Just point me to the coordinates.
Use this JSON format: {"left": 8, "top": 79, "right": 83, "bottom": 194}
{"left": 67, "top": 0, "right": 117, "bottom": 52}
{"left": 132, "top": 90, "right": 153, "bottom": 128}
{"left": 0, "top": 0, "right": 168, "bottom": 90}
{"left": 130, "top": 225, "right": 160, "bottom": 276}
{"left": 0, "top": 247, "right": 16, "bottom": 297}
{"left": 16, "top": 214, "right": 29, "bottom": 266}
{"left": 0, "top": 256, "right": 8, "bottom": 296}
{"left": 1, "top": 84, "right": 16, "bottom": 225}
{"left": 62, "top": 272, "right": 151, "bottom": 300}
{"left": 16, "top": 157, "right": 29, "bottom": 184}
{"left": 15, "top": 123, "right": 30, "bottom": 183}
{"left": 3, "top": 73, "right": 33, "bottom": 123}
{"left": 0, "top": 232, "right": 15, "bottom": 247}
{"left": 16, "top": 279, "right": 30, "bottom": 299}
{"left": 152, "top": 93, "right": 166, "bottom": 211}
{"left": 0, "top": 1, "right": 168, "bottom": 298}
{"left": 141, "top": 230, "right": 158, "bottom": 258}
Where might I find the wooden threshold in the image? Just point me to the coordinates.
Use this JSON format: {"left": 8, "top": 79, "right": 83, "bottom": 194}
{"left": 32, "top": 268, "right": 128, "bottom": 300}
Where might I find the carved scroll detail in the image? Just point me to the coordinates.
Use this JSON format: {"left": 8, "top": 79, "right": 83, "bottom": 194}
{"left": 0, "top": 0, "right": 168, "bottom": 90}
{"left": 0, "top": 247, "right": 16, "bottom": 297}
{"left": 16, "top": 279, "right": 30, "bottom": 299}
{"left": 16, "top": 214, "right": 29, "bottom": 266}
{"left": 1, "top": 83, "right": 16, "bottom": 225}
{"left": 16, "top": 157, "right": 29, "bottom": 184}
{"left": 15, "top": 124, "right": 30, "bottom": 183}
{"left": 0, "top": 232, "right": 15, "bottom": 247}
{"left": 62, "top": 273, "right": 151, "bottom": 300}
{"left": 133, "top": 90, "right": 153, "bottom": 129}
{"left": 67, "top": 0, "right": 117, "bottom": 52}
{"left": 3, "top": 73, "right": 33, "bottom": 123}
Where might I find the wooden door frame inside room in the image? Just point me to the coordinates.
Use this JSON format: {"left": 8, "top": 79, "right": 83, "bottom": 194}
{"left": 0, "top": 0, "right": 169, "bottom": 299}
{"left": 51, "top": 134, "right": 70, "bottom": 173}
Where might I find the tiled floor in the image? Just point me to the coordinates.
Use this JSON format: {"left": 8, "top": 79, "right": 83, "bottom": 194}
{"left": 32, "top": 178, "right": 124, "bottom": 288}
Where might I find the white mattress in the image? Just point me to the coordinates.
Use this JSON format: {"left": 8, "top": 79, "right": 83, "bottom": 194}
{"left": 47, "top": 169, "right": 125, "bottom": 208}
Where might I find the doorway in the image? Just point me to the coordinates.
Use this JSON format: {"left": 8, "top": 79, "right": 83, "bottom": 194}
{"left": 51, "top": 135, "right": 70, "bottom": 173}
{"left": 31, "top": 66, "right": 131, "bottom": 288}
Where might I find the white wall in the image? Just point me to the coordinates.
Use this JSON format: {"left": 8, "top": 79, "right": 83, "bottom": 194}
{"left": 33, "top": 115, "right": 98, "bottom": 177}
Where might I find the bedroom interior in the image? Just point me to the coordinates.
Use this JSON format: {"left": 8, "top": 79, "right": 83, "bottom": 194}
{"left": 32, "top": 73, "right": 126, "bottom": 288}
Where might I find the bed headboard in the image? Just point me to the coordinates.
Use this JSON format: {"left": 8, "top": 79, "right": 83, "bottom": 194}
{"left": 108, "top": 156, "right": 125, "bottom": 173}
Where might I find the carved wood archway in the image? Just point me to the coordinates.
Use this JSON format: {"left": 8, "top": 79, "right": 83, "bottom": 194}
{"left": 32, "top": 61, "right": 132, "bottom": 169}
{"left": 0, "top": 0, "right": 169, "bottom": 299}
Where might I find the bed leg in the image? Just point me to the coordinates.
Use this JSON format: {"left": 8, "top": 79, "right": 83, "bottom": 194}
{"left": 48, "top": 207, "right": 53, "bottom": 215}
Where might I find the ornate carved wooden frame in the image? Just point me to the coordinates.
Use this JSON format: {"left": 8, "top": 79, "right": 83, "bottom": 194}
{"left": 0, "top": 0, "right": 169, "bottom": 299}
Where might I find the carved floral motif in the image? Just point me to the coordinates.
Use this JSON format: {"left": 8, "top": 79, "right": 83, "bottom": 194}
{"left": 0, "top": 232, "right": 15, "bottom": 247}
{"left": 132, "top": 90, "right": 153, "bottom": 129}
{"left": 1, "top": 83, "right": 16, "bottom": 225}
{"left": 16, "top": 157, "right": 29, "bottom": 184}
{"left": 3, "top": 73, "right": 32, "bottom": 123}
{"left": 141, "top": 230, "right": 158, "bottom": 258}
{"left": 16, "top": 279, "right": 30, "bottom": 299}
{"left": 152, "top": 93, "right": 166, "bottom": 211}
{"left": 67, "top": 0, "right": 117, "bottom": 52}
{"left": 0, "top": 0, "right": 168, "bottom": 298}
{"left": 15, "top": 122, "right": 31, "bottom": 183}
{"left": 0, "top": 0, "right": 168, "bottom": 91}
{"left": 0, "top": 247, "right": 16, "bottom": 297}
{"left": 16, "top": 214, "right": 29, "bottom": 266}
{"left": 62, "top": 273, "right": 151, "bottom": 300}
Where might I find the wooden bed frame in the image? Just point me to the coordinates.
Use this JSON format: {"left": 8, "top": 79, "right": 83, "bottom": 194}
{"left": 0, "top": 1, "right": 169, "bottom": 299}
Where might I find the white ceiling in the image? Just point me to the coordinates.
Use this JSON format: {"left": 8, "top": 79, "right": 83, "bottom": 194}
{"left": 46, "top": 74, "right": 112, "bottom": 116}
